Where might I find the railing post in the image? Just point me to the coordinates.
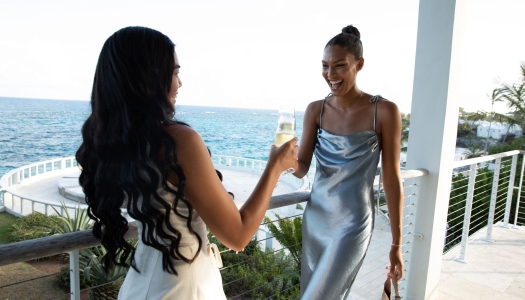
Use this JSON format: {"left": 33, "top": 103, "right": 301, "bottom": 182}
{"left": 502, "top": 155, "right": 518, "bottom": 228}
{"left": 513, "top": 154, "right": 525, "bottom": 228}
{"left": 19, "top": 197, "right": 23, "bottom": 215}
{"left": 70, "top": 250, "right": 81, "bottom": 300}
{"left": 226, "top": 157, "right": 231, "bottom": 166}
{"left": 398, "top": 177, "right": 422, "bottom": 299}
{"left": 455, "top": 163, "right": 477, "bottom": 263}
{"left": 45, "top": 204, "right": 49, "bottom": 216}
{"left": 486, "top": 158, "right": 501, "bottom": 242}
{"left": 60, "top": 159, "right": 66, "bottom": 170}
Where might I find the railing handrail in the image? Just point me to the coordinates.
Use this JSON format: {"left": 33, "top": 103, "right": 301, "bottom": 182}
{"left": 452, "top": 150, "right": 521, "bottom": 168}
{"left": 0, "top": 192, "right": 307, "bottom": 267}
{"left": 0, "top": 156, "right": 77, "bottom": 189}
{"left": 0, "top": 168, "right": 428, "bottom": 267}
{"left": 213, "top": 155, "right": 268, "bottom": 164}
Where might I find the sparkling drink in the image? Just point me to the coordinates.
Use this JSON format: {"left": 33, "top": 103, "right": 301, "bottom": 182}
{"left": 274, "top": 132, "right": 295, "bottom": 147}
{"left": 273, "top": 106, "right": 296, "bottom": 173}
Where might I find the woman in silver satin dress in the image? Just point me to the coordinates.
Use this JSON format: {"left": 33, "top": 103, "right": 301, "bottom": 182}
{"left": 293, "top": 25, "right": 405, "bottom": 299}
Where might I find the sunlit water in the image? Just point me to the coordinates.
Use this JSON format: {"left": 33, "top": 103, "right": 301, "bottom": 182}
{"left": 0, "top": 97, "right": 306, "bottom": 180}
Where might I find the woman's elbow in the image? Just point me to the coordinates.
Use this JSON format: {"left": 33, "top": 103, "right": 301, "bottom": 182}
{"left": 218, "top": 235, "right": 252, "bottom": 252}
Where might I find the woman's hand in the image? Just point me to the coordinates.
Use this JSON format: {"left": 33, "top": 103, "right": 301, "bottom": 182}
{"left": 267, "top": 137, "right": 299, "bottom": 173}
{"left": 388, "top": 246, "right": 404, "bottom": 280}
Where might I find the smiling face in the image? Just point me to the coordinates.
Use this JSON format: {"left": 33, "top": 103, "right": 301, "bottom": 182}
{"left": 322, "top": 45, "right": 364, "bottom": 96}
{"left": 168, "top": 51, "right": 182, "bottom": 106}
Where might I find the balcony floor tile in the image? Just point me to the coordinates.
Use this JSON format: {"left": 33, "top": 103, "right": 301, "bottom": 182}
{"left": 438, "top": 224, "right": 525, "bottom": 299}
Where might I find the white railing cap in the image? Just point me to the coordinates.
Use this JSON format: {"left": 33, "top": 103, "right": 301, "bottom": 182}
{"left": 452, "top": 150, "right": 520, "bottom": 168}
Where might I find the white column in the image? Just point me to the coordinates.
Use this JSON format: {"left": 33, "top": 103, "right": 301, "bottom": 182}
{"left": 404, "top": 0, "right": 467, "bottom": 299}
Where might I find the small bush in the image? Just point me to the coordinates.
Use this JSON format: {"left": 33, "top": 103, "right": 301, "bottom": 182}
{"left": 56, "top": 266, "right": 92, "bottom": 289}
{"left": 208, "top": 232, "right": 299, "bottom": 299}
{"left": 10, "top": 212, "right": 60, "bottom": 242}
{"left": 221, "top": 249, "right": 299, "bottom": 299}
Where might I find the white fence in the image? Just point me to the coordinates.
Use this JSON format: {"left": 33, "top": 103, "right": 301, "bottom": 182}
{"left": 0, "top": 157, "right": 81, "bottom": 217}
{"left": 0, "top": 155, "right": 310, "bottom": 218}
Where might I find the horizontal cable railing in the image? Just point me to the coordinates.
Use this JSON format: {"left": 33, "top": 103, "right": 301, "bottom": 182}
{"left": 446, "top": 150, "right": 524, "bottom": 263}
{"left": 0, "top": 169, "right": 427, "bottom": 300}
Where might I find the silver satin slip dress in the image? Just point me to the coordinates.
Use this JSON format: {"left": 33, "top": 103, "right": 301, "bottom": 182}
{"left": 301, "top": 95, "right": 382, "bottom": 300}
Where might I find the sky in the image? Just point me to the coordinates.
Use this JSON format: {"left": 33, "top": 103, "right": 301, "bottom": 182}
{"left": 0, "top": 0, "right": 524, "bottom": 114}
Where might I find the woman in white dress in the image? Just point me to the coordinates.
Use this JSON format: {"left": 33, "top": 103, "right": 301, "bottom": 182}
{"left": 76, "top": 26, "right": 298, "bottom": 300}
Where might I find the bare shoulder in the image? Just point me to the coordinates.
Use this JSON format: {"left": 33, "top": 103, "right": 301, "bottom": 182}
{"left": 306, "top": 99, "right": 325, "bottom": 112}
{"left": 304, "top": 99, "right": 325, "bottom": 122}
{"left": 163, "top": 123, "right": 204, "bottom": 147}
{"left": 376, "top": 98, "right": 400, "bottom": 120}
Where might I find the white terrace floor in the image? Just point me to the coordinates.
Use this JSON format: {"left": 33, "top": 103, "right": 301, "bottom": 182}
{"left": 9, "top": 167, "right": 298, "bottom": 213}
{"left": 437, "top": 225, "right": 525, "bottom": 300}
{"left": 347, "top": 223, "right": 525, "bottom": 300}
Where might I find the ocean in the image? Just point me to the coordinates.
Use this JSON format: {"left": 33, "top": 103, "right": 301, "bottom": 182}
{"left": 0, "top": 97, "right": 306, "bottom": 180}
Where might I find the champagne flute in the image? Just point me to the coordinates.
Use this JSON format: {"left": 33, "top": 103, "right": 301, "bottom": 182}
{"left": 273, "top": 106, "right": 296, "bottom": 173}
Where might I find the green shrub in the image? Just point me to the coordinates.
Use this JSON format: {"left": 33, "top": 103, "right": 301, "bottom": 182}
{"left": 10, "top": 212, "right": 60, "bottom": 242}
{"left": 40, "top": 201, "right": 92, "bottom": 235}
{"left": 221, "top": 249, "right": 299, "bottom": 299}
{"left": 0, "top": 212, "right": 18, "bottom": 244}
{"left": 56, "top": 266, "right": 92, "bottom": 289}
{"left": 264, "top": 214, "right": 302, "bottom": 270}
{"left": 81, "top": 244, "right": 132, "bottom": 300}
{"left": 209, "top": 231, "right": 300, "bottom": 299}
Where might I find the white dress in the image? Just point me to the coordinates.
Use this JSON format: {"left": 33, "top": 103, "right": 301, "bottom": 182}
{"left": 118, "top": 183, "right": 226, "bottom": 300}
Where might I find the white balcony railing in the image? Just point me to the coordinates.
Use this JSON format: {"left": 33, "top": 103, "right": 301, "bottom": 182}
{"left": 0, "top": 150, "right": 524, "bottom": 299}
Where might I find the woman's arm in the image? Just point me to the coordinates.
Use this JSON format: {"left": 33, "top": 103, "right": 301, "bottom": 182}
{"left": 377, "top": 100, "right": 404, "bottom": 280}
{"left": 293, "top": 101, "right": 321, "bottom": 178}
{"left": 165, "top": 124, "right": 298, "bottom": 252}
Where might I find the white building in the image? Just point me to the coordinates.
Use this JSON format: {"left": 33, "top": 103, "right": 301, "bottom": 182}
{"left": 454, "top": 147, "right": 470, "bottom": 161}
{"left": 476, "top": 121, "right": 522, "bottom": 139}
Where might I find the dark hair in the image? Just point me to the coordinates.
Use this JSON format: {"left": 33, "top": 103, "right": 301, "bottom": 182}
{"left": 76, "top": 26, "right": 201, "bottom": 275}
{"left": 325, "top": 25, "right": 363, "bottom": 60}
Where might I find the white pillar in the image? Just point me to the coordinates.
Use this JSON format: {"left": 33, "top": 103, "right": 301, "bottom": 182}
{"left": 404, "top": 0, "right": 467, "bottom": 299}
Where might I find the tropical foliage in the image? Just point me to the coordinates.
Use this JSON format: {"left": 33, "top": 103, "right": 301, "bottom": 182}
{"left": 9, "top": 212, "right": 60, "bottom": 242}
{"left": 208, "top": 231, "right": 300, "bottom": 299}
{"left": 264, "top": 214, "right": 302, "bottom": 271}
{"left": 80, "top": 240, "right": 138, "bottom": 300}
{"left": 39, "top": 201, "right": 92, "bottom": 236}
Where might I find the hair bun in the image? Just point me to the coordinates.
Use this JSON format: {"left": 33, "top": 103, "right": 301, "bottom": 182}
{"left": 341, "top": 25, "right": 360, "bottom": 39}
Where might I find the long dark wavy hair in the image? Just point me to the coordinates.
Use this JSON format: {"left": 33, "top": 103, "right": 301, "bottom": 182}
{"left": 76, "top": 26, "right": 201, "bottom": 275}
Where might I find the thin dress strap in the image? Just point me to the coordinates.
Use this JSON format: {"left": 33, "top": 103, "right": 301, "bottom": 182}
{"left": 319, "top": 93, "right": 331, "bottom": 132}
{"left": 370, "top": 95, "right": 381, "bottom": 131}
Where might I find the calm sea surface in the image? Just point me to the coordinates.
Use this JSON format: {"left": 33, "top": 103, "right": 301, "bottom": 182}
{"left": 0, "top": 97, "right": 305, "bottom": 180}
